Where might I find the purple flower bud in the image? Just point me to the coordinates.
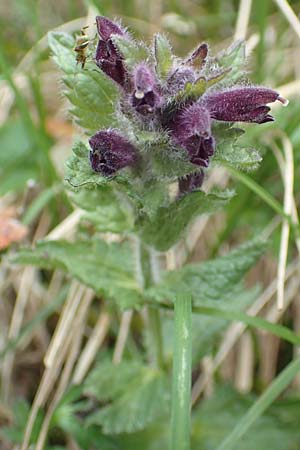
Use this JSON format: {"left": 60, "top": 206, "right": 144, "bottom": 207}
{"left": 96, "top": 16, "right": 125, "bottom": 41}
{"left": 178, "top": 171, "right": 204, "bottom": 195}
{"left": 89, "top": 130, "right": 137, "bottom": 176}
{"left": 171, "top": 103, "right": 215, "bottom": 168}
{"left": 131, "top": 63, "right": 163, "bottom": 115}
{"left": 203, "top": 87, "right": 288, "bottom": 124}
{"left": 167, "top": 67, "right": 196, "bottom": 94}
{"left": 95, "top": 16, "right": 127, "bottom": 86}
{"left": 185, "top": 42, "right": 208, "bottom": 68}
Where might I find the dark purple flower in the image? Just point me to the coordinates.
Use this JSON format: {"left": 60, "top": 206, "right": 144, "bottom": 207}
{"left": 95, "top": 16, "right": 127, "bottom": 86}
{"left": 203, "top": 86, "right": 288, "bottom": 124}
{"left": 89, "top": 130, "right": 137, "bottom": 176}
{"left": 131, "top": 63, "right": 163, "bottom": 115}
{"left": 178, "top": 171, "right": 204, "bottom": 195}
{"left": 171, "top": 103, "right": 215, "bottom": 168}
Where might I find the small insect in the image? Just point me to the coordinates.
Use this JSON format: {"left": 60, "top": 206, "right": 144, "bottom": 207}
{"left": 73, "top": 26, "right": 90, "bottom": 69}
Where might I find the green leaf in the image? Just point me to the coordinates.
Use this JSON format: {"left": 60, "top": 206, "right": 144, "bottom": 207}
{"left": 192, "top": 385, "right": 300, "bottom": 450}
{"left": 48, "top": 31, "right": 119, "bottom": 132}
{"left": 215, "top": 145, "right": 262, "bottom": 171}
{"left": 111, "top": 35, "right": 149, "bottom": 69}
{"left": 149, "top": 144, "right": 200, "bottom": 181}
{"left": 139, "top": 189, "right": 234, "bottom": 251}
{"left": 70, "top": 185, "right": 134, "bottom": 233}
{"left": 13, "top": 238, "right": 142, "bottom": 309}
{"left": 213, "top": 123, "right": 262, "bottom": 171}
{"left": 147, "top": 239, "right": 266, "bottom": 303}
{"left": 216, "top": 39, "right": 246, "bottom": 81}
{"left": 154, "top": 34, "right": 173, "bottom": 80}
{"left": 65, "top": 141, "right": 133, "bottom": 198}
{"left": 193, "top": 303, "right": 300, "bottom": 345}
{"left": 84, "top": 359, "right": 170, "bottom": 434}
{"left": 65, "top": 141, "right": 109, "bottom": 188}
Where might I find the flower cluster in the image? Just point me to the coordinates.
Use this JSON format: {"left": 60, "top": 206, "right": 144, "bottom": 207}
{"left": 89, "top": 16, "right": 287, "bottom": 192}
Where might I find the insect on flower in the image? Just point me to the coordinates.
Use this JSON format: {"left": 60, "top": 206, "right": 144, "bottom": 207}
{"left": 73, "top": 26, "right": 91, "bottom": 69}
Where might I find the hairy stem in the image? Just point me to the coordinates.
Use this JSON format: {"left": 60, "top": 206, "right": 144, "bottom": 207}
{"left": 171, "top": 293, "right": 192, "bottom": 450}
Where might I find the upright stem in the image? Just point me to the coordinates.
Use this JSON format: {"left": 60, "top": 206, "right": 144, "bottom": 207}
{"left": 171, "top": 293, "right": 192, "bottom": 450}
{"left": 148, "top": 307, "right": 164, "bottom": 368}
{"left": 134, "top": 237, "right": 164, "bottom": 368}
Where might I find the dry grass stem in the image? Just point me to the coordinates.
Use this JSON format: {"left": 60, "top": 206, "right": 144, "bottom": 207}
{"left": 113, "top": 310, "right": 134, "bottom": 364}
{"left": 35, "top": 288, "right": 94, "bottom": 450}
{"left": 276, "top": 135, "right": 294, "bottom": 310}
{"left": 274, "top": 0, "right": 300, "bottom": 40}
{"left": 44, "top": 281, "right": 85, "bottom": 367}
{"left": 234, "top": 332, "right": 254, "bottom": 392}
{"left": 73, "top": 311, "right": 111, "bottom": 384}
{"left": 234, "top": 0, "right": 252, "bottom": 40}
{"left": 45, "top": 209, "right": 83, "bottom": 242}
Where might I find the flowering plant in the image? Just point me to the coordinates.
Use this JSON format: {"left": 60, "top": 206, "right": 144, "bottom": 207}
{"left": 14, "top": 15, "right": 289, "bottom": 450}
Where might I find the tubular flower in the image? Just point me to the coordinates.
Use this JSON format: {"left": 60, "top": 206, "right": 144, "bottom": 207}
{"left": 89, "top": 130, "right": 137, "bottom": 176}
{"left": 131, "top": 63, "right": 163, "bottom": 115}
{"left": 171, "top": 103, "right": 215, "bottom": 168}
{"left": 95, "top": 16, "right": 127, "bottom": 86}
{"left": 202, "top": 87, "right": 288, "bottom": 124}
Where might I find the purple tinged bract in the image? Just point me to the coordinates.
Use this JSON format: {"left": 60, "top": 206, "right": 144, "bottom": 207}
{"left": 95, "top": 16, "right": 127, "bottom": 86}
{"left": 89, "top": 130, "right": 137, "bottom": 176}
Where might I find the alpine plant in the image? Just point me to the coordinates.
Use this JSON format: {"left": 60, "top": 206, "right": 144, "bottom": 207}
{"left": 89, "top": 16, "right": 287, "bottom": 194}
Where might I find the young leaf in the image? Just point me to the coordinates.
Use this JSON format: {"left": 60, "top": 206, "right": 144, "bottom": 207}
{"left": 13, "top": 238, "right": 142, "bottom": 309}
{"left": 111, "top": 35, "right": 149, "bottom": 69}
{"left": 147, "top": 239, "right": 266, "bottom": 303}
{"left": 138, "top": 189, "right": 234, "bottom": 251}
{"left": 154, "top": 34, "right": 173, "bottom": 80}
{"left": 84, "top": 359, "right": 170, "bottom": 434}
{"left": 216, "top": 40, "right": 246, "bottom": 82}
{"left": 48, "top": 31, "right": 119, "bottom": 132}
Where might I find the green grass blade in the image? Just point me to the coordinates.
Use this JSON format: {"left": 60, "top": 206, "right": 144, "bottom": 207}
{"left": 216, "top": 357, "right": 300, "bottom": 450}
{"left": 225, "top": 165, "right": 286, "bottom": 218}
{"left": 192, "top": 305, "right": 300, "bottom": 345}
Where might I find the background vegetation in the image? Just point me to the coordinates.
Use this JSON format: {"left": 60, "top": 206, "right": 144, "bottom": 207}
{"left": 0, "top": 0, "right": 300, "bottom": 449}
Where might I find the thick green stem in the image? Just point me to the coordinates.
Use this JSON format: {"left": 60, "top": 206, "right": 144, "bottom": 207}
{"left": 148, "top": 307, "right": 164, "bottom": 368}
{"left": 134, "top": 237, "right": 164, "bottom": 368}
{"left": 171, "top": 293, "right": 192, "bottom": 450}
